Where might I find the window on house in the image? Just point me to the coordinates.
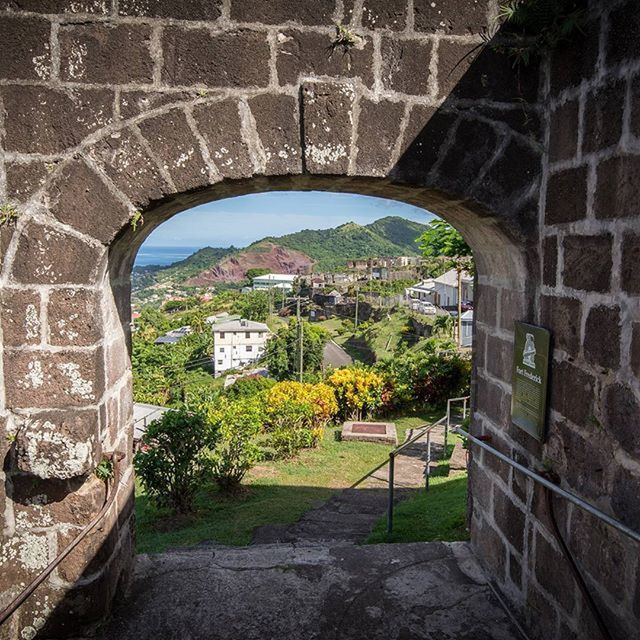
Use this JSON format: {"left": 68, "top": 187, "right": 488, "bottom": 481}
{"left": 245, "top": 332, "right": 251, "bottom": 338}
{"left": 220, "top": 347, "right": 225, "bottom": 353}
{"left": 246, "top": 345, "right": 253, "bottom": 352}
{"left": 219, "top": 332, "right": 225, "bottom": 338}
{"left": 258, "top": 332, "right": 263, "bottom": 338}
{"left": 217, "top": 360, "right": 223, "bottom": 365}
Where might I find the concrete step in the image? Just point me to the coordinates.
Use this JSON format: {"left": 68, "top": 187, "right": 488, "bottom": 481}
{"left": 99, "top": 541, "right": 522, "bottom": 640}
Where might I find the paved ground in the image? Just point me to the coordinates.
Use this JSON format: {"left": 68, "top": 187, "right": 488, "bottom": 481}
{"left": 100, "top": 541, "right": 522, "bottom": 640}
{"left": 252, "top": 426, "right": 449, "bottom": 545}
{"left": 323, "top": 340, "right": 354, "bottom": 368}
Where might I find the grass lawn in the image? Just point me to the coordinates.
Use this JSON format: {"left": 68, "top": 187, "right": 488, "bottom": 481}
{"left": 365, "top": 433, "right": 470, "bottom": 544}
{"left": 135, "top": 409, "right": 444, "bottom": 554}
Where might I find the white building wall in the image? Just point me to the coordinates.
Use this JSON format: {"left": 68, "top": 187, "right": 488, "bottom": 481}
{"left": 213, "top": 329, "right": 269, "bottom": 376}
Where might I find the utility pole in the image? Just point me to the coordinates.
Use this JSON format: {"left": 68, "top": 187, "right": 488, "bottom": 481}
{"left": 354, "top": 286, "right": 359, "bottom": 329}
{"left": 456, "top": 267, "right": 462, "bottom": 348}
{"left": 297, "top": 296, "right": 303, "bottom": 382}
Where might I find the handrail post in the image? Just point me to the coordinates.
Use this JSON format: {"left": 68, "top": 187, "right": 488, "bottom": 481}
{"left": 463, "top": 397, "right": 468, "bottom": 420}
{"left": 445, "top": 399, "right": 450, "bottom": 451}
{"left": 426, "top": 431, "right": 431, "bottom": 492}
{"left": 387, "top": 452, "right": 395, "bottom": 535}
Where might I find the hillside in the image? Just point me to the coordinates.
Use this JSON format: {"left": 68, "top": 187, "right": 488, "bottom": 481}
{"left": 133, "top": 216, "right": 428, "bottom": 292}
{"left": 186, "top": 242, "right": 313, "bottom": 285}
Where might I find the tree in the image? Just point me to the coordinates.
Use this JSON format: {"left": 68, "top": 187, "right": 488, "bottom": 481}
{"left": 265, "top": 319, "right": 329, "bottom": 380}
{"left": 234, "top": 290, "right": 270, "bottom": 322}
{"left": 418, "top": 220, "right": 474, "bottom": 347}
{"left": 245, "top": 267, "right": 271, "bottom": 280}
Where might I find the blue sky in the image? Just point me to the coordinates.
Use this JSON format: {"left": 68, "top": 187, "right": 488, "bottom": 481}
{"left": 142, "top": 191, "right": 436, "bottom": 248}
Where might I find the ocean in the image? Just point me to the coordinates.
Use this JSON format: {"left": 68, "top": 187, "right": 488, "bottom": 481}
{"left": 134, "top": 245, "right": 202, "bottom": 268}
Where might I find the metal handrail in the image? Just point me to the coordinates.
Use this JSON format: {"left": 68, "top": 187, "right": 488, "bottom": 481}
{"left": 0, "top": 454, "right": 124, "bottom": 627}
{"left": 387, "top": 416, "right": 447, "bottom": 534}
{"left": 454, "top": 427, "right": 640, "bottom": 544}
{"left": 445, "top": 395, "right": 470, "bottom": 450}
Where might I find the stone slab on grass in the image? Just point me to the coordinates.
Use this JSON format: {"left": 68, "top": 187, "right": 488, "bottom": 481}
{"left": 342, "top": 421, "right": 398, "bottom": 445}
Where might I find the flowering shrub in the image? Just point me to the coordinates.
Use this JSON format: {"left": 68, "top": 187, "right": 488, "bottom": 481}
{"left": 205, "top": 397, "right": 263, "bottom": 491}
{"left": 327, "top": 367, "right": 384, "bottom": 420}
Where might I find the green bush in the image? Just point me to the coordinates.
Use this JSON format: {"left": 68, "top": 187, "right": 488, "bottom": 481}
{"left": 223, "top": 375, "right": 275, "bottom": 400}
{"left": 205, "top": 397, "right": 264, "bottom": 491}
{"left": 134, "top": 407, "right": 214, "bottom": 514}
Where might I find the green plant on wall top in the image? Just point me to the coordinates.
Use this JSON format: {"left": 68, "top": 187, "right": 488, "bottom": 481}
{"left": 0, "top": 204, "right": 19, "bottom": 226}
{"left": 130, "top": 210, "right": 144, "bottom": 232}
{"left": 497, "top": 0, "right": 587, "bottom": 66}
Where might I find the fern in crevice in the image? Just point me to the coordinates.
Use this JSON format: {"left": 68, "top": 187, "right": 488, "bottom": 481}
{"left": 496, "top": 0, "right": 588, "bottom": 67}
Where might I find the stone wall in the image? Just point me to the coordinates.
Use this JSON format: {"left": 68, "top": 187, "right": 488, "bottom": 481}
{"left": 0, "top": 1, "right": 637, "bottom": 639}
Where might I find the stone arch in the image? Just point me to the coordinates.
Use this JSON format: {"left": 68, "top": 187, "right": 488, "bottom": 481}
{"left": 1, "top": 2, "right": 639, "bottom": 639}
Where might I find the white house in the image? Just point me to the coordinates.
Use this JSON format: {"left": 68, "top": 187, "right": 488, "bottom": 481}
{"left": 460, "top": 309, "right": 474, "bottom": 347}
{"left": 405, "top": 269, "right": 474, "bottom": 308}
{"left": 252, "top": 273, "right": 297, "bottom": 291}
{"left": 212, "top": 318, "right": 271, "bottom": 376}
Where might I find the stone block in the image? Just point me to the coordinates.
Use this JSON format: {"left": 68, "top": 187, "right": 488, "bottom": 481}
{"left": 357, "top": 0, "right": 407, "bottom": 30}
{"left": 474, "top": 284, "right": 498, "bottom": 328}
{"left": 492, "top": 484, "right": 525, "bottom": 553}
{"left": 562, "top": 233, "right": 612, "bottom": 293}
{"left": 381, "top": 36, "right": 432, "bottom": 95}
{"left": 544, "top": 166, "right": 588, "bottom": 225}
{"left": 534, "top": 532, "right": 576, "bottom": 613}
{"left": 301, "top": 81, "right": 355, "bottom": 175}
{"left": 549, "top": 360, "right": 595, "bottom": 427}
{"left": 138, "top": 109, "right": 210, "bottom": 192}
{"left": 0, "top": 15, "right": 51, "bottom": 81}
{"left": 230, "top": 0, "right": 334, "bottom": 25}
{"left": 49, "top": 158, "right": 131, "bottom": 245}
{"left": 392, "top": 106, "right": 457, "bottom": 184}
{"left": 354, "top": 99, "right": 404, "bottom": 176}
{"left": 540, "top": 295, "right": 581, "bottom": 358}
{"left": 606, "top": 1, "right": 640, "bottom": 68}
{"left": 611, "top": 465, "right": 640, "bottom": 531}
{"left": 11, "top": 471, "right": 105, "bottom": 530}
{"left": 87, "top": 129, "right": 171, "bottom": 208}
{"left": 526, "top": 581, "right": 559, "bottom": 639}
{"left": 621, "top": 232, "right": 640, "bottom": 295}
{"left": 162, "top": 27, "right": 270, "bottom": 88}
{"left": 59, "top": 23, "right": 154, "bottom": 84}
{"left": 542, "top": 236, "right": 557, "bottom": 287}
{"left": 437, "top": 119, "right": 498, "bottom": 193}
{"left": 471, "top": 517, "right": 507, "bottom": 583}
{"left": 249, "top": 94, "right": 302, "bottom": 176}
{"left": 583, "top": 79, "right": 626, "bottom": 154}
{"left": 276, "top": 30, "right": 374, "bottom": 88}
{"left": 14, "top": 410, "right": 99, "bottom": 479}
{"left": 193, "top": 99, "right": 253, "bottom": 180}
{"left": 475, "top": 376, "right": 509, "bottom": 426}
{"left": 474, "top": 136, "right": 540, "bottom": 213}
{"left": 11, "top": 222, "right": 104, "bottom": 286}
{"left": 119, "top": 0, "right": 222, "bottom": 20}
{"left": 0, "top": 0, "right": 108, "bottom": 12}
{"left": 603, "top": 383, "right": 640, "bottom": 458}
{"left": 4, "top": 349, "right": 104, "bottom": 409}
{"left": 549, "top": 18, "right": 599, "bottom": 96}
{"left": 632, "top": 323, "right": 640, "bottom": 378}
{"left": 0, "top": 289, "right": 41, "bottom": 347}
{"left": 486, "top": 334, "right": 511, "bottom": 383}
{"left": 47, "top": 288, "right": 102, "bottom": 347}
{"left": 413, "top": 0, "right": 489, "bottom": 34}
{"left": 545, "top": 420, "right": 610, "bottom": 501}
{"left": 442, "top": 43, "right": 539, "bottom": 104}
{"left": 548, "top": 99, "right": 579, "bottom": 163}
{"left": 468, "top": 458, "right": 492, "bottom": 511}
{"left": 595, "top": 154, "right": 640, "bottom": 219}
{"left": 1, "top": 85, "right": 113, "bottom": 154}
{"left": 5, "top": 161, "right": 49, "bottom": 202}
{"left": 119, "top": 90, "right": 193, "bottom": 120}
{"left": 584, "top": 305, "right": 620, "bottom": 369}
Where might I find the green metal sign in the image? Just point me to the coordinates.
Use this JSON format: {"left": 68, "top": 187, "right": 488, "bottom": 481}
{"left": 511, "top": 322, "right": 551, "bottom": 441}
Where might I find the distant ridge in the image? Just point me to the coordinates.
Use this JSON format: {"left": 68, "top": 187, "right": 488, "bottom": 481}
{"left": 132, "top": 216, "right": 429, "bottom": 289}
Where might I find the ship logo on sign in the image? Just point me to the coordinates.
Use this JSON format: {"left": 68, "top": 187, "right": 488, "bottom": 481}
{"left": 523, "top": 333, "right": 536, "bottom": 369}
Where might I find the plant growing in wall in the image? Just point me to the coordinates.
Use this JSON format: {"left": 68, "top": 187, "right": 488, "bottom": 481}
{"left": 0, "top": 204, "right": 19, "bottom": 226}
{"left": 496, "top": 0, "right": 588, "bottom": 66}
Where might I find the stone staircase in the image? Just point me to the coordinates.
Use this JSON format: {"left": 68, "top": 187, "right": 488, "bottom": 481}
{"left": 99, "top": 541, "right": 522, "bottom": 640}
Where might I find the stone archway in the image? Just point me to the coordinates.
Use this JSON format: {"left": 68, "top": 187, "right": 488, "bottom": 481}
{"left": 1, "top": 2, "right": 639, "bottom": 639}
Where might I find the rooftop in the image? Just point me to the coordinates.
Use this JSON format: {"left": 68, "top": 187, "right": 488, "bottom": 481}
{"left": 212, "top": 318, "right": 270, "bottom": 332}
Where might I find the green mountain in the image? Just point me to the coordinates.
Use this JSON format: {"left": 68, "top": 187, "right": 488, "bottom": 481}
{"left": 261, "top": 216, "right": 428, "bottom": 271}
{"left": 133, "top": 216, "right": 429, "bottom": 290}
